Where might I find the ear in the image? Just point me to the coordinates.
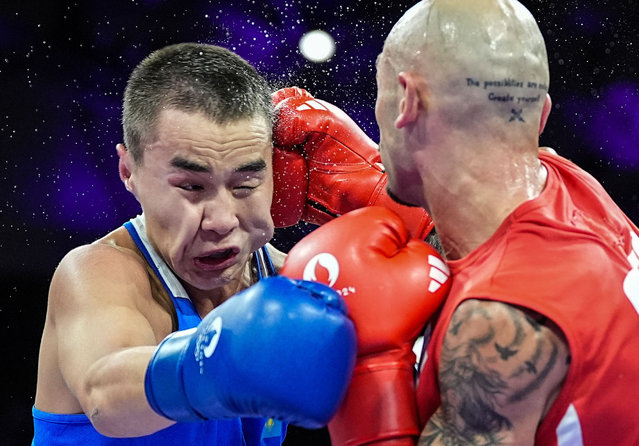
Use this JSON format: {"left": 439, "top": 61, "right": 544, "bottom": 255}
{"left": 117, "top": 143, "right": 135, "bottom": 194}
{"left": 539, "top": 93, "right": 552, "bottom": 135}
{"left": 395, "top": 71, "right": 424, "bottom": 129}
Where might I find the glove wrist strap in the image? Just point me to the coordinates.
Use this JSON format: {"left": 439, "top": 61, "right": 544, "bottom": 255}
{"left": 144, "top": 328, "right": 204, "bottom": 421}
{"left": 328, "top": 347, "right": 420, "bottom": 446}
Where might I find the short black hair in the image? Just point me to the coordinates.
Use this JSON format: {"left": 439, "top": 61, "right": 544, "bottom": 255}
{"left": 122, "top": 43, "right": 272, "bottom": 163}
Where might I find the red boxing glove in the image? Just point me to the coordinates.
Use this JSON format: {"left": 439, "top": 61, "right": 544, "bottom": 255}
{"left": 271, "top": 87, "right": 434, "bottom": 239}
{"left": 280, "top": 206, "right": 451, "bottom": 445}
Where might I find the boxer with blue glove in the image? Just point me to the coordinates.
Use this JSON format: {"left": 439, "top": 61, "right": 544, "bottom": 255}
{"left": 32, "top": 43, "right": 357, "bottom": 446}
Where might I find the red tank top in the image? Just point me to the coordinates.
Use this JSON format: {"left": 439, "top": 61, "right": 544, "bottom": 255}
{"left": 417, "top": 151, "right": 639, "bottom": 445}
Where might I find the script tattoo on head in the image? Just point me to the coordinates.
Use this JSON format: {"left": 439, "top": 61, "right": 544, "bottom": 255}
{"left": 465, "top": 77, "right": 548, "bottom": 123}
{"left": 418, "top": 300, "right": 568, "bottom": 445}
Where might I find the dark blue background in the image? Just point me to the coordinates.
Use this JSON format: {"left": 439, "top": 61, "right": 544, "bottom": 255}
{"left": 1, "top": 0, "right": 637, "bottom": 444}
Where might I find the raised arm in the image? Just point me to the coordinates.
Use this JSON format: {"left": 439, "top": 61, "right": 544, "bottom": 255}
{"left": 419, "top": 299, "right": 570, "bottom": 446}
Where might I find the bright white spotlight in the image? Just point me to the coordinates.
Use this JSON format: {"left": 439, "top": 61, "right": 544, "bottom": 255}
{"left": 299, "top": 29, "right": 336, "bottom": 63}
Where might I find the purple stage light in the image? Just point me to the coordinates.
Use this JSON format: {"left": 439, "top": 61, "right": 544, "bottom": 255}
{"left": 201, "top": 5, "right": 301, "bottom": 73}
{"left": 564, "top": 82, "right": 639, "bottom": 169}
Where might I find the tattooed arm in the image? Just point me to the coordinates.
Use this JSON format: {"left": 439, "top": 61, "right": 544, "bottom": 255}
{"left": 419, "top": 299, "right": 570, "bottom": 446}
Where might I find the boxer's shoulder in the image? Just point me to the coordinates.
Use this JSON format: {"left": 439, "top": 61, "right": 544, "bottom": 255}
{"left": 50, "top": 228, "right": 157, "bottom": 310}
{"left": 95, "top": 226, "right": 148, "bottom": 263}
{"left": 440, "top": 299, "right": 569, "bottom": 421}
{"left": 73, "top": 226, "right": 149, "bottom": 278}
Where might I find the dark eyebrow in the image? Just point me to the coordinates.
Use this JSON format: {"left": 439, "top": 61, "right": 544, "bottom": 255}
{"left": 235, "top": 159, "right": 267, "bottom": 173}
{"left": 170, "top": 156, "right": 266, "bottom": 174}
{"left": 170, "top": 156, "right": 210, "bottom": 173}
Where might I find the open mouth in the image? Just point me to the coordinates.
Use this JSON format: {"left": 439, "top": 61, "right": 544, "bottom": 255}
{"left": 195, "top": 248, "right": 239, "bottom": 269}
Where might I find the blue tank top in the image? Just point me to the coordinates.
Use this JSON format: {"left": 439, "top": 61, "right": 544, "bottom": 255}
{"left": 32, "top": 215, "right": 285, "bottom": 445}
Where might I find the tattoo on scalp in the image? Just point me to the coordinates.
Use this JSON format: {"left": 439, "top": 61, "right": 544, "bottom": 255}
{"left": 464, "top": 76, "right": 549, "bottom": 122}
{"left": 419, "top": 302, "right": 562, "bottom": 445}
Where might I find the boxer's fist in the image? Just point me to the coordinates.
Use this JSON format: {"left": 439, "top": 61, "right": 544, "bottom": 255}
{"left": 281, "top": 206, "right": 449, "bottom": 353}
{"left": 280, "top": 206, "right": 450, "bottom": 445}
{"left": 271, "top": 87, "right": 433, "bottom": 239}
{"left": 145, "top": 276, "right": 357, "bottom": 428}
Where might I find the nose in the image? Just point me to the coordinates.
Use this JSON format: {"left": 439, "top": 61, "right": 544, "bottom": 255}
{"left": 200, "top": 191, "right": 240, "bottom": 236}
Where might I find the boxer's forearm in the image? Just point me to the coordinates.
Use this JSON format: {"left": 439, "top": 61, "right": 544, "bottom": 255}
{"left": 81, "top": 346, "right": 175, "bottom": 437}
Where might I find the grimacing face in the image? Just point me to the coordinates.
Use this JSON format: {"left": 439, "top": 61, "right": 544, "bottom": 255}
{"left": 121, "top": 109, "right": 274, "bottom": 294}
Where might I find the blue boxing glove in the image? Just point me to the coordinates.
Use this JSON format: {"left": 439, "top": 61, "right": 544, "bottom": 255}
{"left": 144, "top": 276, "right": 357, "bottom": 428}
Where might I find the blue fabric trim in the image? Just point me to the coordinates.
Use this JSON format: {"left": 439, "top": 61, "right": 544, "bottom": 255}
{"left": 123, "top": 220, "right": 201, "bottom": 330}
{"left": 255, "top": 245, "right": 277, "bottom": 280}
{"left": 123, "top": 221, "right": 172, "bottom": 296}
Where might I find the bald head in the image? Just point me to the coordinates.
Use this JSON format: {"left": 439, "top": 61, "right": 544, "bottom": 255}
{"left": 381, "top": 0, "right": 549, "bottom": 136}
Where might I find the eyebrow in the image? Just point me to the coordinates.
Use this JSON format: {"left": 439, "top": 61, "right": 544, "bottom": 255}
{"left": 235, "top": 159, "right": 267, "bottom": 173}
{"left": 170, "top": 156, "right": 210, "bottom": 173}
{"left": 169, "top": 156, "right": 267, "bottom": 174}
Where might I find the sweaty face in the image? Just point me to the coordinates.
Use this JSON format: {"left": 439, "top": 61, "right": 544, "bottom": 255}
{"left": 375, "top": 50, "right": 420, "bottom": 207}
{"left": 128, "top": 109, "right": 274, "bottom": 294}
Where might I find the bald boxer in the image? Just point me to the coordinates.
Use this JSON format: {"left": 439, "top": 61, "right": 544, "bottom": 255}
{"left": 371, "top": 0, "right": 639, "bottom": 444}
